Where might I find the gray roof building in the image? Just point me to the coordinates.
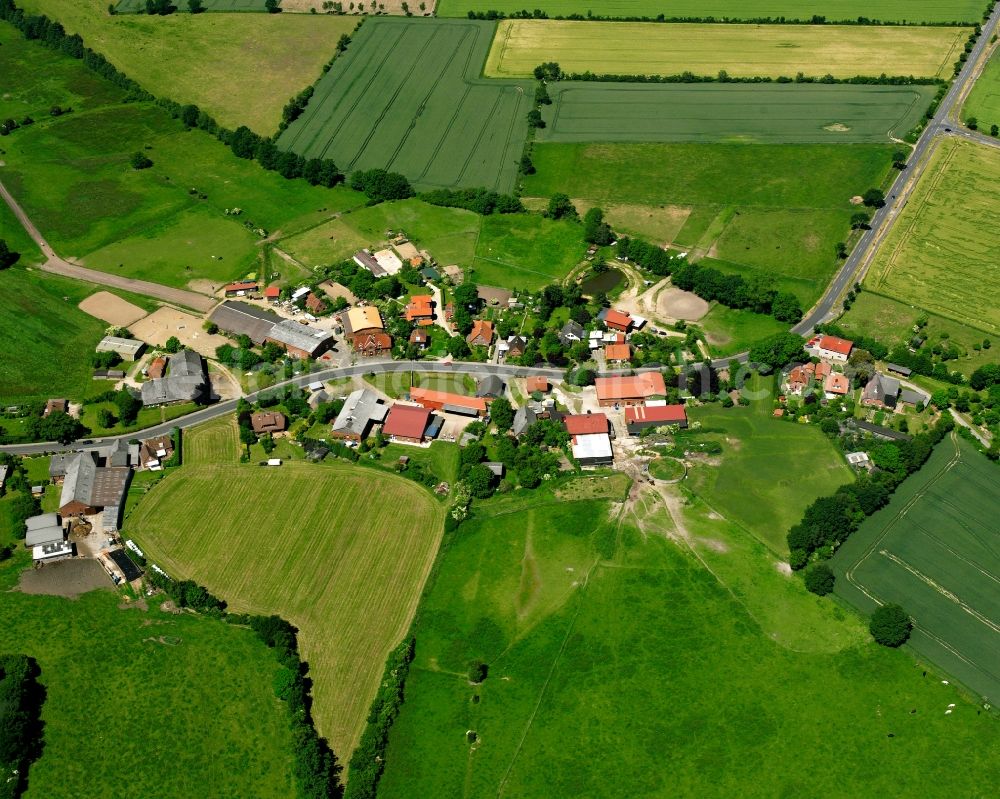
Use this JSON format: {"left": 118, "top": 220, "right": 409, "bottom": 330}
{"left": 266, "top": 319, "right": 333, "bottom": 358}
{"left": 141, "top": 350, "right": 206, "bottom": 406}
{"left": 899, "top": 388, "right": 928, "bottom": 407}
{"left": 100, "top": 438, "right": 138, "bottom": 468}
{"left": 854, "top": 420, "right": 911, "bottom": 441}
{"left": 96, "top": 336, "right": 146, "bottom": 361}
{"left": 308, "top": 389, "right": 331, "bottom": 409}
{"left": 560, "top": 320, "right": 584, "bottom": 345}
{"left": 49, "top": 453, "right": 75, "bottom": 480}
{"left": 25, "top": 513, "right": 64, "bottom": 548}
{"left": 477, "top": 375, "right": 504, "bottom": 398}
{"left": 330, "top": 389, "right": 388, "bottom": 440}
{"left": 512, "top": 406, "right": 537, "bottom": 437}
{"left": 886, "top": 363, "right": 912, "bottom": 377}
{"left": 862, "top": 373, "right": 900, "bottom": 407}
{"left": 353, "top": 250, "right": 386, "bottom": 276}
{"left": 208, "top": 300, "right": 282, "bottom": 344}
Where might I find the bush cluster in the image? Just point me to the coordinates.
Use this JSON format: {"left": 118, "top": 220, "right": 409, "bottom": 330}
{"left": 421, "top": 187, "right": 523, "bottom": 215}
{"left": 0, "top": 654, "right": 45, "bottom": 799}
{"left": 468, "top": 9, "right": 980, "bottom": 26}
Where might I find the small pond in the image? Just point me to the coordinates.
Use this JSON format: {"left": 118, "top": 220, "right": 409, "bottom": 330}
{"left": 580, "top": 267, "right": 624, "bottom": 295}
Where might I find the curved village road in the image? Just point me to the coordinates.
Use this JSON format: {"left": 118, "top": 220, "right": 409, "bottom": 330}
{"left": 3, "top": 4, "right": 999, "bottom": 453}
{"left": 0, "top": 179, "right": 216, "bottom": 313}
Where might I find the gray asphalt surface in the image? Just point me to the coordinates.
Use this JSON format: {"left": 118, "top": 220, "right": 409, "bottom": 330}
{"left": 3, "top": 6, "right": 998, "bottom": 455}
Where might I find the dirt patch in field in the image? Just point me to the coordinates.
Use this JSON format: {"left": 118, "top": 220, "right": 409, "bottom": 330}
{"left": 849, "top": 195, "right": 864, "bottom": 205}
{"left": 697, "top": 537, "right": 729, "bottom": 553}
{"left": 656, "top": 287, "right": 710, "bottom": 321}
{"left": 603, "top": 203, "right": 690, "bottom": 244}
{"left": 17, "top": 559, "right": 111, "bottom": 598}
{"left": 774, "top": 561, "right": 793, "bottom": 576}
{"left": 129, "top": 307, "right": 233, "bottom": 358}
{"left": 187, "top": 279, "right": 220, "bottom": 296}
{"left": 78, "top": 291, "right": 148, "bottom": 327}
{"left": 823, "top": 122, "right": 851, "bottom": 132}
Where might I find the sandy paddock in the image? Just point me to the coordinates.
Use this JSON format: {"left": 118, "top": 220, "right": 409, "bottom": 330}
{"left": 128, "top": 307, "right": 234, "bottom": 358}
{"left": 78, "top": 291, "right": 148, "bottom": 327}
{"left": 656, "top": 286, "right": 710, "bottom": 321}
{"left": 18, "top": 559, "right": 110, "bottom": 598}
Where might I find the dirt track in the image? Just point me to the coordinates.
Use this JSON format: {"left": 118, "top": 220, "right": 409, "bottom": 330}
{"left": 0, "top": 179, "right": 215, "bottom": 313}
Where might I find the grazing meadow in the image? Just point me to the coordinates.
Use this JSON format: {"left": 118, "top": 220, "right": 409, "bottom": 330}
{"left": 538, "top": 83, "right": 936, "bottom": 144}
{"left": 125, "top": 451, "right": 445, "bottom": 759}
{"left": 439, "top": 0, "right": 988, "bottom": 24}
{"left": 376, "top": 479, "right": 1000, "bottom": 797}
{"left": 963, "top": 46, "right": 1000, "bottom": 128}
{"left": 864, "top": 137, "right": 1000, "bottom": 334}
{"left": 278, "top": 17, "right": 533, "bottom": 192}
{"left": 831, "top": 434, "right": 1000, "bottom": 703}
{"left": 15, "top": 0, "right": 359, "bottom": 132}
{"left": 485, "top": 19, "right": 970, "bottom": 80}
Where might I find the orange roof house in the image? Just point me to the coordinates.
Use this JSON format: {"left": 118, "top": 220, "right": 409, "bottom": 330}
{"left": 147, "top": 357, "right": 167, "bottom": 380}
{"left": 405, "top": 295, "right": 435, "bottom": 323}
{"left": 264, "top": 285, "right": 281, "bottom": 300}
{"left": 824, "top": 372, "right": 851, "bottom": 396}
{"left": 564, "top": 413, "right": 610, "bottom": 436}
{"left": 604, "top": 343, "right": 631, "bottom": 362}
{"left": 352, "top": 332, "right": 392, "bottom": 356}
{"left": 409, "top": 387, "right": 488, "bottom": 417}
{"left": 625, "top": 404, "right": 687, "bottom": 433}
{"left": 383, "top": 403, "right": 432, "bottom": 443}
{"left": 466, "top": 320, "right": 494, "bottom": 347}
{"left": 526, "top": 376, "right": 549, "bottom": 393}
{"left": 603, "top": 309, "right": 633, "bottom": 332}
{"left": 595, "top": 372, "right": 666, "bottom": 406}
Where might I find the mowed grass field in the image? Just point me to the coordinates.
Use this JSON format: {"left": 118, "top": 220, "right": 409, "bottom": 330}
{"left": 377, "top": 483, "right": 1000, "bottom": 797}
{"left": 865, "top": 137, "right": 1000, "bottom": 334}
{"left": 485, "top": 20, "right": 970, "bottom": 80}
{"left": 278, "top": 18, "right": 533, "bottom": 192}
{"left": 831, "top": 434, "right": 1000, "bottom": 703}
{"left": 125, "top": 454, "right": 445, "bottom": 760}
{"left": 0, "top": 28, "right": 365, "bottom": 288}
{"left": 116, "top": 0, "right": 268, "bottom": 10}
{"left": 184, "top": 415, "right": 240, "bottom": 464}
{"left": 539, "top": 83, "right": 936, "bottom": 143}
{"left": 280, "top": 198, "right": 588, "bottom": 290}
{"left": 439, "top": 0, "right": 988, "bottom": 24}
{"left": 963, "top": 46, "right": 1000, "bottom": 127}
{"left": 525, "top": 142, "right": 896, "bottom": 305}
{"left": 16, "top": 0, "right": 358, "bottom": 133}
{"left": 686, "top": 390, "right": 854, "bottom": 554}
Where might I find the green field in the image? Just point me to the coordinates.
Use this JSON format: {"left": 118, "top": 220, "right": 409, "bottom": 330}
{"left": 538, "top": 83, "right": 935, "bottom": 143}
{"left": 699, "top": 303, "right": 790, "bottom": 356}
{"left": 17, "top": 0, "right": 359, "bottom": 133}
{"left": 686, "top": 394, "right": 854, "bottom": 554}
{"left": 116, "top": 0, "right": 268, "bottom": 10}
{"left": 0, "top": 191, "right": 43, "bottom": 266}
{"left": 963, "top": 46, "right": 1000, "bottom": 128}
{"left": 865, "top": 137, "right": 1000, "bottom": 335}
{"left": 0, "top": 269, "right": 153, "bottom": 405}
{"left": 125, "top": 443, "right": 445, "bottom": 760}
{"left": 377, "top": 480, "right": 1000, "bottom": 797}
{"left": 282, "top": 198, "right": 588, "bottom": 290}
{"left": 277, "top": 17, "right": 533, "bottom": 192}
{"left": 831, "top": 434, "right": 1000, "bottom": 703}
{"left": 439, "top": 0, "right": 988, "bottom": 24}
{"left": 486, "top": 20, "right": 969, "bottom": 80}
{"left": 525, "top": 142, "right": 896, "bottom": 304}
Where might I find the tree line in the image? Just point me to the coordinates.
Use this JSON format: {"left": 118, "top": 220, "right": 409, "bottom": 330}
{"left": 147, "top": 570, "right": 344, "bottom": 798}
{"left": 617, "top": 236, "right": 803, "bottom": 323}
{"left": 467, "top": 9, "right": 983, "bottom": 27}
{"left": 0, "top": 654, "right": 45, "bottom": 799}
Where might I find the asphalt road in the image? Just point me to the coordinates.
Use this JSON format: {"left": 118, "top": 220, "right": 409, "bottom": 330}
{"left": 3, "top": 6, "right": 998, "bottom": 454}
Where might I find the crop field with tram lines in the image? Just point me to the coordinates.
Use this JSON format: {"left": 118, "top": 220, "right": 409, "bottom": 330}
{"left": 831, "top": 434, "right": 1000, "bottom": 704}
{"left": 438, "top": 0, "right": 989, "bottom": 24}
{"left": 485, "top": 19, "right": 971, "bottom": 80}
{"left": 536, "top": 82, "right": 937, "bottom": 144}
{"left": 277, "top": 17, "right": 534, "bottom": 192}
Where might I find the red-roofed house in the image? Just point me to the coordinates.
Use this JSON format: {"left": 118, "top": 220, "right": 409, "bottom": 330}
{"left": 604, "top": 343, "right": 631, "bottom": 363}
{"left": 352, "top": 332, "right": 392, "bottom": 356}
{"left": 223, "top": 280, "right": 259, "bottom": 297}
{"left": 405, "top": 295, "right": 435, "bottom": 324}
{"left": 526, "top": 376, "right": 549, "bottom": 394}
{"left": 147, "top": 357, "right": 167, "bottom": 380}
{"left": 409, "top": 387, "right": 488, "bottom": 417}
{"left": 603, "top": 309, "right": 634, "bottom": 332}
{"left": 466, "top": 320, "right": 494, "bottom": 348}
{"left": 595, "top": 372, "right": 667, "bottom": 407}
{"left": 264, "top": 285, "right": 281, "bottom": 301}
{"left": 305, "top": 292, "right": 327, "bottom": 315}
{"left": 564, "top": 413, "right": 610, "bottom": 436}
{"left": 625, "top": 404, "right": 687, "bottom": 435}
{"left": 383, "top": 404, "right": 432, "bottom": 444}
{"left": 812, "top": 335, "right": 853, "bottom": 363}
{"left": 824, "top": 372, "right": 851, "bottom": 397}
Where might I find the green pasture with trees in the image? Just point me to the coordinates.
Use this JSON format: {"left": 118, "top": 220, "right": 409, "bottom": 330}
{"left": 538, "top": 83, "right": 936, "bottom": 144}
{"left": 485, "top": 19, "right": 969, "bottom": 80}
{"left": 525, "top": 142, "right": 897, "bottom": 305}
{"left": 831, "top": 434, "right": 1000, "bottom": 703}
{"left": 865, "top": 137, "right": 1000, "bottom": 335}
{"left": 440, "top": 0, "right": 989, "bottom": 24}
{"left": 963, "top": 47, "right": 1000, "bottom": 131}
{"left": 277, "top": 17, "right": 534, "bottom": 193}
{"left": 376, "top": 479, "right": 1000, "bottom": 797}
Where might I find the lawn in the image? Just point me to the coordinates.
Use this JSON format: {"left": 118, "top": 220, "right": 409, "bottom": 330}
{"left": 486, "top": 20, "right": 969, "bottom": 80}
{"left": 539, "top": 83, "right": 935, "bottom": 144}
{"left": 0, "top": 191, "right": 43, "bottom": 266}
{"left": 365, "top": 370, "right": 478, "bottom": 399}
{"left": 0, "top": 268, "right": 137, "bottom": 405}
{"left": 124, "top": 456, "right": 445, "bottom": 760}
{"left": 376, "top": 480, "right": 1000, "bottom": 797}
{"left": 184, "top": 416, "right": 240, "bottom": 464}
{"left": 277, "top": 17, "right": 534, "bottom": 192}
{"left": 831, "top": 434, "right": 1000, "bottom": 703}
{"left": 685, "top": 397, "right": 854, "bottom": 554}
{"left": 116, "top": 0, "right": 268, "bottom": 9}
{"left": 439, "top": 0, "right": 988, "bottom": 24}
{"left": 864, "top": 136, "right": 1000, "bottom": 335}
{"left": 699, "top": 303, "right": 789, "bottom": 357}
{"left": 16, "top": 0, "right": 359, "bottom": 133}
{"left": 835, "top": 290, "right": 997, "bottom": 377}
{"left": 525, "top": 142, "right": 896, "bottom": 305}
{"left": 471, "top": 212, "right": 587, "bottom": 290}
{"left": 963, "top": 45, "right": 1000, "bottom": 128}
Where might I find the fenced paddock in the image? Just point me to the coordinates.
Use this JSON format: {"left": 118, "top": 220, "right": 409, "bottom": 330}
{"left": 277, "top": 17, "right": 533, "bottom": 192}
